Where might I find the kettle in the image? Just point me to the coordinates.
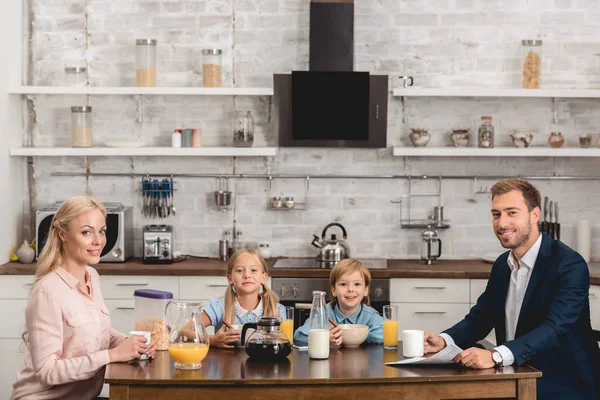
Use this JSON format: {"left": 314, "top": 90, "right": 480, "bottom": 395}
{"left": 421, "top": 228, "right": 442, "bottom": 265}
{"left": 241, "top": 317, "right": 291, "bottom": 362}
{"left": 311, "top": 222, "right": 351, "bottom": 268}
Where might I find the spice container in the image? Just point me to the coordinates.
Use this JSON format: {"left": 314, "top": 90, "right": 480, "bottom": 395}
{"left": 192, "top": 129, "right": 201, "bottom": 147}
{"left": 136, "top": 39, "right": 157, "bottom": 87}
{"left": 64, "top": 67, "right": 87, "bottom": 87}
{"left": 71, "top": 106, "right": 92, "bottom": 148}
{"left": 285, "top": 196, "right": 295, "bottom": 209}
{"left": 579, "top": 134, "right": 592, "bottom": 148}
{"left": 171, "top": 129, "right": 182, "bottom": 148}
{"left": 271, "top": 196, "right": 283, "bottom": 208}
{"left": 548, "top": 131, "right": 564, "bottom": 148}
{"left": 134, "top": 289, "right": 174, "bottom": 351}
{"left": 233, "top": 111, "right": 254, "bottom": 147}
{"left": 182, "top": 129, "right": 192, "bottom": 148}
{"left": 478, "top": 116, "right": 495, "bottom": 148}
{"left": 202, "top": 49, "right": 222, "bottom": 87}
{"left": 521, "top": 39, "right": 542, "bottom": 89}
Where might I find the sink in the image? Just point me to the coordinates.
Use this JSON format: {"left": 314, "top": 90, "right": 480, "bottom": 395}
{"left": 272, "top": 259, "right": 387, "bottom": 270}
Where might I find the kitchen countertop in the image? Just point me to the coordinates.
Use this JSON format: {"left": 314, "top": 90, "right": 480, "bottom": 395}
{"left": 1, "top": 258, "right": 599, "bottom": 284}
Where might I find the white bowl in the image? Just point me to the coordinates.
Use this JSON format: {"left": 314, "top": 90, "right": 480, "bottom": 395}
{"left": 340, "top": 324, "right": 369, "bottom": 347}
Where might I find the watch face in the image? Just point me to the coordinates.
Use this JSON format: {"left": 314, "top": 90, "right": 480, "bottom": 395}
{"left": 492, "top": 351, "right": 502, "bottom": 363}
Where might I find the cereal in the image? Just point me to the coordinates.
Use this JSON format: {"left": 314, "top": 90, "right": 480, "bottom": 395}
{"left": 136, "top": 318, "right": 170, "bottom": 350}
{"left": 522, "top": 50, "right": 541, "bottom": 89}
{"left": 202, "top": 64, "right": 222, "bottom": 87}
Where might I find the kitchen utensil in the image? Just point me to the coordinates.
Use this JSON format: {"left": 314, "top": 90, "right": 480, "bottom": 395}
{"left": 555, "top": 201, "right": 560, "bottom": 240}
{"left": 420, "top": 228, "right": 442, "bottom": 265}
{"left": 541, "top": 196, "right": 548, "bottom": 234}
{"left": 339, "top": 324, "right": 369, "bottom": 347}
{"left": 548, "top": 200, "right": 554, "bottom": 239}
{"left": 219, "top": 239, "right": 229, "bottom": 261}
{"left": 143, "top": 225, "right": 173, "bottom": 264}
{"left": 400, "top": 76, "right": 414, "bottom": 88}
{"left": 165, "top": 301, "right": 210, "bottom": 369}
{"left": 214, "top": 177, "right": 231, "bottom": 209}
{"left": 328, "top": 318, "right": 338, "bottom": 327}
{"left": 310, "top": 222, "right": 351, "bottom": 268}
{"left": 241, "top": 317, "right": 291, "bottom": 362}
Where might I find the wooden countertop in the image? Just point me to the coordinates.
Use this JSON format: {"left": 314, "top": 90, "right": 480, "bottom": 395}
{"left": 2, "top": 258, "right": 599, "bottom": 284}
{"left": 105, "top": 345, "right": 541, "bottom": 386}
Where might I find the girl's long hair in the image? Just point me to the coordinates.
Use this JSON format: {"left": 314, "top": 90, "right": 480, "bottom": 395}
{"left": 223, "top": 248, "right": 280, "bottom": 326}
{"left": 34, "top": 196, "right": 106, "bottom": 285}
{"left": 329, "top": 259, "right": 372, "bottom": 306}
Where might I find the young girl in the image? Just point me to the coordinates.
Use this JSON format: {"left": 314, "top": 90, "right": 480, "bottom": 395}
{"left": 294, "top": 259, "right": 383, "bottom": 346}
{"left": 201, "top": 248, "right": 286, "bottom": 348}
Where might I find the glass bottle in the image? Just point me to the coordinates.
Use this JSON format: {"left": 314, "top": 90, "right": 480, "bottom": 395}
{"left": 233, "top": 111, "right": 254, "bottom": 147}
{"left": 307, "top": 290, "right": 329, "bottom": 359}
{"left": 71, "top": 106, "right": 92, "bottom": 147}
{"left": 136, "top": 39, "right": 157, "bottom": 87}
{"left": 202, "top": 49, "right": 223, "bottom": 87}
{"left": 521, "top": 39, "right": 542, "bottom": 89}
{"left": 478, "top": 116, "right": 495, "bottom": 148}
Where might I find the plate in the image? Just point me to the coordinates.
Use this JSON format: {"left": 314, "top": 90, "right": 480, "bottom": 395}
{"left": 481, "top": 252, "right": 499, "bottom": 264}
{"left": 104, "top": 140, "right": 146, "bottom": 148}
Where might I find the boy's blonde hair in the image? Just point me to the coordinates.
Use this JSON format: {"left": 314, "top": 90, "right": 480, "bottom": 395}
{"left": 329, "top": 259, "right": 371, "bottom": 306}
{"left": 223, "top": 248, "right": 280, "bottom": 325}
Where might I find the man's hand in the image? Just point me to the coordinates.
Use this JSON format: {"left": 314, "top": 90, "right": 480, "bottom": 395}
{"left": 423, "top": 331, "right": 446, "bottom": 354}
{"left": 454, "top": 347, "right": 495, "bottom": 369}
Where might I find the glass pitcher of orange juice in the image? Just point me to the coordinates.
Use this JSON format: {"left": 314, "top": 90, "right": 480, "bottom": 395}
{"left": 165, "top": 301, "right": 210, "bottom": 369}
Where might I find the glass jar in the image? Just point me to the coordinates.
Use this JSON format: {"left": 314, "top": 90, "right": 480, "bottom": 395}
{"left": 285, "top": 196, "right": 295, "bottom": 209}
{"left": 136, "top": 39, "right": 157, "bottom": 87}
{"left": 71, "top": 106, "right": 92, "bottom": 148}
{"left": 548, "top": 131, "right": 564, "bottom": 148}
{"left": 521, "top": 39, "right": 542, "bottom": 89}
{"left": 202, "top": 49, "right": 222, "bottom": 87}
{"left": 271, "top": 196, "right": 282, "bottom": 208}
{"left": 478, "top": 116, "right": 495, "bottom": 148}
{"left": 64, "top": 67, "right": 87, "bottom": 87}
{"left": 233, "top": 111, "right": 254, "bottom": 147}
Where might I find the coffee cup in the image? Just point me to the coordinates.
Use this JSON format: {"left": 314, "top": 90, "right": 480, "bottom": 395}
{"left": 402, "top": 329, "right": 424, "bottom": 358}
{"left": 129, "top": 330, "right": 151, "bottom": 360}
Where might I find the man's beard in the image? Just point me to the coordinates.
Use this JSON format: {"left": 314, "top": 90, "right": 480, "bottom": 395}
{"left": 497, "top": 218, "right": 532, "bottom": 250}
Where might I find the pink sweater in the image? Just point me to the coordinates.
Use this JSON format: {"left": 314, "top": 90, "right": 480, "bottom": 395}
{"left": 11, "top": 266, "right": 127, "bottom": 400}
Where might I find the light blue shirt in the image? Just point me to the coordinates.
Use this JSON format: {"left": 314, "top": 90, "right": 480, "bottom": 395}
{"left": 204, "top": 297, "right": 286, "bottom": 331}
{"left": 294, "top": 302, "right": 383, "bottom": 346}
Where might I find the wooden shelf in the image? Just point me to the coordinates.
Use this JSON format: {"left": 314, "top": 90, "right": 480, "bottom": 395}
{"left": 392, "top": 146, "right": 600, "bottom": 157}
{"left": 8, "top": 86, "right": 273, "bottom": 96}
{"left": 9, "top": 147, "right": 278, "bottom": 157}
{"left": 392, "top": 87, "right": 600, "bottom": 98}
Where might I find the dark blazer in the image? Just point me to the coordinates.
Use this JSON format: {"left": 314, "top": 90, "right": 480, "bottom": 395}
{"left": 444, "top": 233, "right": 600, "bottom": 400}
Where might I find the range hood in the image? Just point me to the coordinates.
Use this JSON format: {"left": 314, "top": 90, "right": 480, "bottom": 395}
{"left": 274, "top": 0, "right": 388, "bottom": 148}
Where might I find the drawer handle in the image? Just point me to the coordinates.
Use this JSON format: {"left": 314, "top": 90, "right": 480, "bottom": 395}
{"left": 414, "top": 286, "right": 447, "bottom": 290}
{"left": 115, "top": 283, "right": 149, "bottom": 287}
{"left": 414, "top": 311, "right": 447, "bottom": 315}
{"left": 590, "top": 292, "right": 596, "bottom": 297}
{"left": 295, "top": 303, "right": 312, "bottom": 310}
{"left": 25, "top": 283, "right": 34, "bottom": 287}
{"left": 208, "top": 284, "right": 229, "bottom": 288}
{"left": 116, "top": 307, "right": 135, "bottom": 310}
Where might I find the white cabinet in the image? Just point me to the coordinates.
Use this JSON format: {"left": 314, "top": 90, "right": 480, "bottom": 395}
{"left": 100, "top": 276, "right": 179, "bottom": 299}
{"left": 590, "top": 285, "right": 600, "bottom": 331}
{"left": 0, "top": 339, "right": 26, "bottom": 400}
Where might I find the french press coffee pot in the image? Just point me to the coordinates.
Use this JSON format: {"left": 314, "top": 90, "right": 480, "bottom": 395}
{"left": 421, "top": 228, "right": 442, "bottom": 265}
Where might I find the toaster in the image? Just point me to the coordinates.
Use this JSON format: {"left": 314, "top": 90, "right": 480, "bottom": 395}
{"left": 143, "top": 225, "right": 173, "bottom": 264}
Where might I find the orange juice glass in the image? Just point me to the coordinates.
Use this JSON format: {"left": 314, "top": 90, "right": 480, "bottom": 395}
{"left": 279, "top": 306, "right": 294, "bottom": 345}
{"left": 383, "top": 305, "right": 398, "bottom": 349}
{"left": 168, "top": 343, "right": 209, "bottom": 369}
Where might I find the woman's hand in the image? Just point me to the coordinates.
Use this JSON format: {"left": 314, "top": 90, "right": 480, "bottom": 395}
{"left": 423, "top": 331, "right": 446, "bottom": 354}
{"left": 146, "top": 336, "right": 157, "bottom": 359}
{"left": 210, "top": 325, "right": 241, "bottom": 349}
{"left": 109, "top": 335, "right": 148, "bottom": 363}
{"left": 329, "top": 325, "right": 343, "bottom": 346}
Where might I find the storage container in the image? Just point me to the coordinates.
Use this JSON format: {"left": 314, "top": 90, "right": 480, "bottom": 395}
{"left": 71, "top": 106, "right": 92, "bottom": 148}
{"left": 134, "top": 289, "right": 174, "bottom": 350}
{"left": 521, "top": 39, "right": 542, "bottom": 89}
{"left": 64, "top": 67, "right": 87, "bottom": 87}
{"left": 136, "top": 39, "right": 157, "bottom": 87}
{"left": 202, "top": 49, "right": 222, "bottom": 87}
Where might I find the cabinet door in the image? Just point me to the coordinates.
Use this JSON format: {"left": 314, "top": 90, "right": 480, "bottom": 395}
{"left": 0, "top": 299, "right": 28, "bottom": 339}
{"left": 590, "top": 285, "right": 600, "bottom": 331}
{"left": 0, "top": 339, "right": 26, "bottom": 399}
{"left": 100, "top": 276, "right": 179, "bottom": 299}
{"left": 0, "top": 276, "right": 34, "bottom": 299}
{"left": 393, "top": 302, "right": 470, "bottom": 338}
{"left": 104, "top": 300, "right": 135, "bottom": 335}
{"left": 391, "top": 279, "right": 470, "bottom": 303}
{"left": 179, "top": 277, "right": 272, "bottom": 301}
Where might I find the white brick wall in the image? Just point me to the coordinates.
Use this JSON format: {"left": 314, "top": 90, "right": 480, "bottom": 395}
{"left": 27, "top": 0, "right": 600, "bottom": 260}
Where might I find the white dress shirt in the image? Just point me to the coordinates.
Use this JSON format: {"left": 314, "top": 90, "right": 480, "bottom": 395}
{"left": 441, "top": 233, "right": 542, "bottom": 366}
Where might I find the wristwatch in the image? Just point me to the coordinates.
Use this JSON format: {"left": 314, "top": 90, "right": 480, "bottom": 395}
{"left": 490, "top": 349, "right": 503, "bottom": 368}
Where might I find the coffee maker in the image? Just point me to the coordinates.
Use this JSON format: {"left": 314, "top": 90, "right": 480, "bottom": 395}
{"left": 143, "top": 225, "right": 173, "bottom": 264}
{"left": 421, "top": 228, "right": 442, "bottom": 265}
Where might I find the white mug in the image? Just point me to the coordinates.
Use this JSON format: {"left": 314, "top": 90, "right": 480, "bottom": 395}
{"left": 402, "top": 329, "right": 424, "bottom": 358}
{"left": 129, "top": 330, "right": 151, "bottom": 360}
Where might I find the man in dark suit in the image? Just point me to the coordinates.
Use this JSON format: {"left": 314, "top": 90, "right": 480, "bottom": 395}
{"left": 424, "top": 178, "right": 600, "bottom": 400}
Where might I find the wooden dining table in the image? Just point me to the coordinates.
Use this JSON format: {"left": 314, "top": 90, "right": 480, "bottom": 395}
{"left": 105, "top": 344, "right": 541, "bottom": 400}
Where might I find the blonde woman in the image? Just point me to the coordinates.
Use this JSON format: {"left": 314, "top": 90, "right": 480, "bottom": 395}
{"left": 11, "top": 196, "right": 155, "bottom": 400}
{"left": 201, "top": 248, "right": 286, "bottom": 348}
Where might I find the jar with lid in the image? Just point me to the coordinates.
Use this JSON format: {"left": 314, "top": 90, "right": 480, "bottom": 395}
{"left": 285, "top": 197, "right": 295, "bottom": 209}
{"left": 202, "top": 49, "right": 222, "bottom": 87}
{"left": 478, "top": 116, "right": 495, "bottom": 148}
{"left": 136, "top": 39, "right": 157, "bottom": 87}
{"left": 64, "top": 67, "right": 87, "bottom": 87}
{"left": 71, "top": 106, "right": 92, "bottom": 148}
{"left": 521, "top": 39, "right": 542, "bottom": 89}
{"left": 271, "top": 196, "right": 283, "bottom": 208}
{"left": 548, "top": 131, "right": 564, "bottom": 148}
{"left": 233, "top": 111, "right": 254, "bottom": 147}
